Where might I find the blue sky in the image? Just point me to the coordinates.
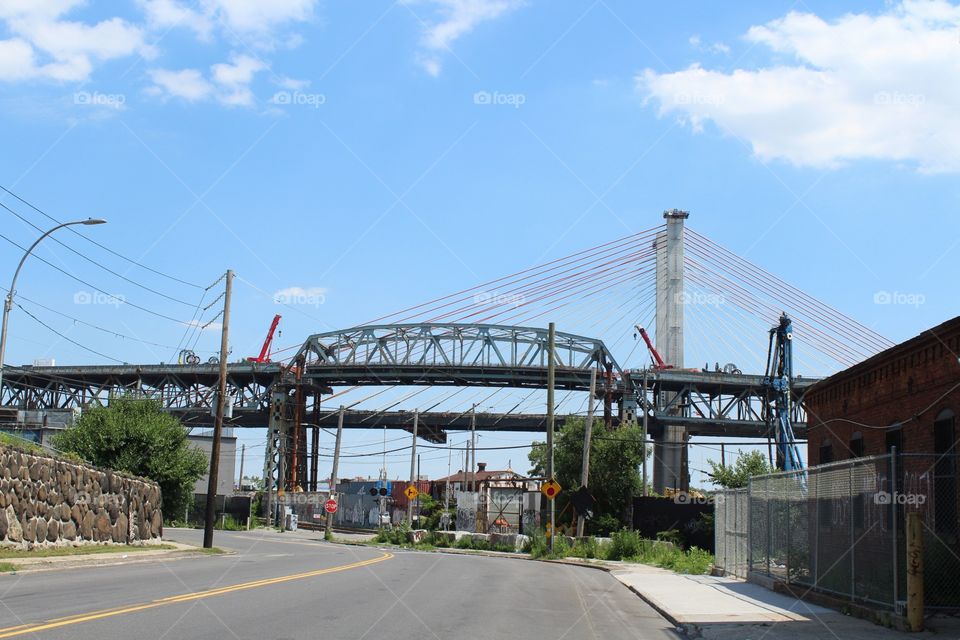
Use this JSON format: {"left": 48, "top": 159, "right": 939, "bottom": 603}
{"left": 1, "top": 0, "right": 958, "bottom": 486}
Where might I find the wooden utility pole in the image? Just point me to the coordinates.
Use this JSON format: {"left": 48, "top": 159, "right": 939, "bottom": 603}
{"left": 906, "top": 511, "right": 924, "bottom": 631}
{"left": 576, "top": 368, "right": 598, "bottom": 538}
{"left": 407, "top": 410, "right": 419, "bottom": 523}
{"left": 325, "top": 406, "right": 344, "bottom": 539}
{"left": 641, "top": 368, "right": 649, "bottom": 496}
{"left": 203, "top": 269, "right": 232, "bottom": 549}
{"left": 546, "top": 322, "right": 556, "bottom": 551}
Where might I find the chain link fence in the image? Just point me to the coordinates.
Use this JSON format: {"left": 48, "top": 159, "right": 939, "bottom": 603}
{"left": 714, "top": 488, "right": 748, "bottom": 579}
{"left": 715, "top": 452, "right": 960, "bottom": 612}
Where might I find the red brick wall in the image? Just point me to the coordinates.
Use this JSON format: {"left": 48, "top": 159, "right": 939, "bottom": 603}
{"left": 806, "top": 317, "right": 960, "bottom": 465}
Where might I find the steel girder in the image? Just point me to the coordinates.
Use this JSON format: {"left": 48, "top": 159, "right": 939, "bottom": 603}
{"left": 629, "top": 369, "right": 817, "bottom": 438}
{"left": 0, "top": 363, "right": 283, "bottom": 414}
{"left": 293, "top": 323, "right": 621, "bottom": 391}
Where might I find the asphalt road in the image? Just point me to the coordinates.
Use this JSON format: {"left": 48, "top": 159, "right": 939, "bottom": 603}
{"left": 0, "top": 529, "right": 679, "bottom": 639}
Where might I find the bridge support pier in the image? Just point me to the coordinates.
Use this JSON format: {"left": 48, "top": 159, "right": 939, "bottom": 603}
{"left": 653, "top": 209, "right": 689, "bottom": 493}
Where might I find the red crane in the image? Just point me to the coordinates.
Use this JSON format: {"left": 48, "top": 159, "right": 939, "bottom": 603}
{"left": 635, "top": 325, "right": 673, "bottom": 371}
{"left": 248, "top": 314, "right": 281, "bottom": 363}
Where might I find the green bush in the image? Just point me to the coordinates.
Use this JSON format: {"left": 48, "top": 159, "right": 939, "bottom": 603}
{"left": 607, "top": 529, "right": 644, "bottom": 560}
{"left": 568, "top": 536, "right": 600, "bottom": 559}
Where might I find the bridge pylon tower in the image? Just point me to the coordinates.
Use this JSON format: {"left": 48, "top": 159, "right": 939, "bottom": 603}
{"left": 652, "top": 209, "right": 689, "bottom": 493}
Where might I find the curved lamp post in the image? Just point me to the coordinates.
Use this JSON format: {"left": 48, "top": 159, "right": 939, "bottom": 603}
{"left": 0, "top": 218, "right": 107, "bottom": 396}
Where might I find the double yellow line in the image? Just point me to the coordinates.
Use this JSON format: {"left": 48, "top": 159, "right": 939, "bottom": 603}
{"left": 0, "top": 551, "right": 393, "bottom": 638}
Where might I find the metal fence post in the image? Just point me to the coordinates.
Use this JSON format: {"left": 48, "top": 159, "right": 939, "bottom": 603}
{"left": 892, "top": 448, "right": 899, "bottom": 609}
{"left": 786, "top": 482, "right": 791, "bottom": 582}
{"left": 747, "top": 478, "right": 753, "bottom": 576}
{"left": 850, "top": 463, "right": 855, "bottom": 599}
{"left": 813, "top": 465, "right": 818, "bottom": 587}
{"left": 766, "top": 478, "right": 772, "bottom": 576}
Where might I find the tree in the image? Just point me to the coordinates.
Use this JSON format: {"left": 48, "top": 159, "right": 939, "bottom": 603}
{"left": 528, "top": 417, "right": 648, "bottom": 535}
{"left": 707, "top": 450, "right": 773, "bottom": 488}
{"left": 54, "top": 396, "right": 208, "bottom": 519}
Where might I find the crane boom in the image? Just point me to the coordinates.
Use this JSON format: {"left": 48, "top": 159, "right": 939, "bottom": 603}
{"left": 635, "top": 325, "right": 672, "bottom": 371}
{"left": 763, "top": 313, "right": 804, "bottom": 471}
{"left": 248, "top": 314, "right": 281, "bottom": 363}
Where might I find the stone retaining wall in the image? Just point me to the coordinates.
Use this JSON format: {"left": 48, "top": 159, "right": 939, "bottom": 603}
{"left": 0, "top": 445, "right": 163, "bottom": 549}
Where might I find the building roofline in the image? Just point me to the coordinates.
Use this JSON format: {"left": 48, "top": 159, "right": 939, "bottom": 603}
{"left": 808, "top": 315, "right": 960, "bottom": 395}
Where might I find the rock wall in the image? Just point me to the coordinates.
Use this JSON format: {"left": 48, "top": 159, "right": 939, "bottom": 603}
{"left": 0, "top": 445, "right": 163, "bottom": 549}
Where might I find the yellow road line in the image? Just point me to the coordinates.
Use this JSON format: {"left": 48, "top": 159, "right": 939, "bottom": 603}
{"left": 0, "top": 551, "right": 392, "bottom": 638}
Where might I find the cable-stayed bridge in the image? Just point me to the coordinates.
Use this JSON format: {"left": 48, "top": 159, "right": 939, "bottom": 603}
{"left": 0, "top": 210, "right": 891, "bottom": 493}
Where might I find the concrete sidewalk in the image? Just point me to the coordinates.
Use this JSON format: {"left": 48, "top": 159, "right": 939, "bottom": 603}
{"left": 608, "top": 563, "right": 934, "bottom": 639}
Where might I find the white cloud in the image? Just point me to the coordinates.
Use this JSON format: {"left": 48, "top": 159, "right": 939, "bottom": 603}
{"left": 139, "top": 0, "right": 315, "bottom": 47}
{"left": 406, "top": 0, "right": 524, "bottom": 75}
{"left": 209, "top": 0, "right": 316, "bottom": 36}
{"left": 0, "top": 1, "right": 151, "bottom": 82}
{"left": 148, "top": 68, "right": 214, "bottom": 101}
{"left": 140, "top": 0, "right": 214, "bottom": 40}
{"left": 640, "top": 1, "right": 960, "bottom": 173}
{"left": 273, "top": 286, "right": 327, "bottom": 306}
{"left": 688, "top": 34, "right": 729, "bottom": 55}
{"left": 149, "top": 54, "right": 266, "bottom": 106}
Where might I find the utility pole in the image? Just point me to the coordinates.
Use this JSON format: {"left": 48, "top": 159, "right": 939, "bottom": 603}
{"left": 237, "top": 443, "right": 245, "bottom": 491}
{"left": 325, "top": 405, "right": 344, "bottom": 539}
{"left": 469, "top": 404, "right": 476, "bottom": 492}
{"left": 546, "top": 322, "right": 556, "bottom": 552}
{"left": 576, "top": 368, "right": 598, "bottom": 538}
{"left": 407, "top": 410, "right": 419, "bottom": 523}
{"left": 642, "top": 368, "right": 649, "bottom": 497}
{"left": 203, "top": 269, "right": 232, "bottom": 549}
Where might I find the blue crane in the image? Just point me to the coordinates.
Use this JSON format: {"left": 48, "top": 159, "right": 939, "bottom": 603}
{"left": 763, "top": 313, "right": 805, "bottom": 471}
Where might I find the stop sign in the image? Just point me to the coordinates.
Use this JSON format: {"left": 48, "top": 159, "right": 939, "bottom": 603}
{"left": 324, "top": 498, "right": 338, "bottom": 514}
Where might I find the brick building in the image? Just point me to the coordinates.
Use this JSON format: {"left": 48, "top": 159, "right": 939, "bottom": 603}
{"left": 805, "top": 315, "right": 960, "bottom": 466}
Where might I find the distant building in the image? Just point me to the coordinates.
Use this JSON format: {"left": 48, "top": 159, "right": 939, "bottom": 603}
{"left": 188, "top": 429, "right": 237, "bottom": 496}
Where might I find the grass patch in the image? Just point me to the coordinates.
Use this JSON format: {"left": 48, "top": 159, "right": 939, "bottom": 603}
{"left": 527, "top": 529, "right": 713, "bottom": 575}
{"left": 188, "top": 546, "right": 225, "bottom": 555}
{"left": 0, "top": 562, "right": 15, "bottom": 573}
{"left": 0, "top": 544, "right": 176, "bottom": 560}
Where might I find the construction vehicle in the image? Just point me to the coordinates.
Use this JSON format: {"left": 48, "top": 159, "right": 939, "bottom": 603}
{"left": 635, "top": 325, "right": 673, "bottom": 371}
{"left": 247, "top": 314, "right": 281, "bottom": 363}
{"left": 763, "top": 313, "right": 804, "bottom": 471}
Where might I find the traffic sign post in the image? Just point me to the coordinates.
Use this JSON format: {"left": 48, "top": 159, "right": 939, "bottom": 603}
{"left": 324, "top": 498, "right": 338, "bottom": 514}
{"left": 541, "top": 479, "right": 561, "bottom": 500}
{"left": 404, "top": 485, "right": 419, "bottom": 501}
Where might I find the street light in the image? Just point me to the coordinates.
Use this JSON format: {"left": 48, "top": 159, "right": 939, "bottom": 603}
{"left": 0, "top": 218, "right": 107, "bottom": 395}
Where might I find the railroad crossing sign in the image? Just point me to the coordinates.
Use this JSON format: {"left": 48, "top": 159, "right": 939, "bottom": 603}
{"left": 541, "top": 479, "right": 561, "bottom": 500}
{"left": 404, "top": 485, "right": 419, "bottom": 500}
{"left": 324, "top": 498, "right": 338, "bottom": 514}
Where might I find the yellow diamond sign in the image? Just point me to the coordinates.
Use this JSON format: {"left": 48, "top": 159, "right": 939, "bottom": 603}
{"left": 541, "top": 479, "right": 561, "bottom": 500}
{"left": 404, "top": 485, "right": 419, "bottom": 500}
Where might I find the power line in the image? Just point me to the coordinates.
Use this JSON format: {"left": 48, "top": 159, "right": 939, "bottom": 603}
{"left": 0, "top": 184, "right": 203, "bottom": 289}
{"left": 0, "top": 231, "right": 192, "bottom": 325}
{"left": 0, "top": 201, "right": 200, "bottom": 307}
